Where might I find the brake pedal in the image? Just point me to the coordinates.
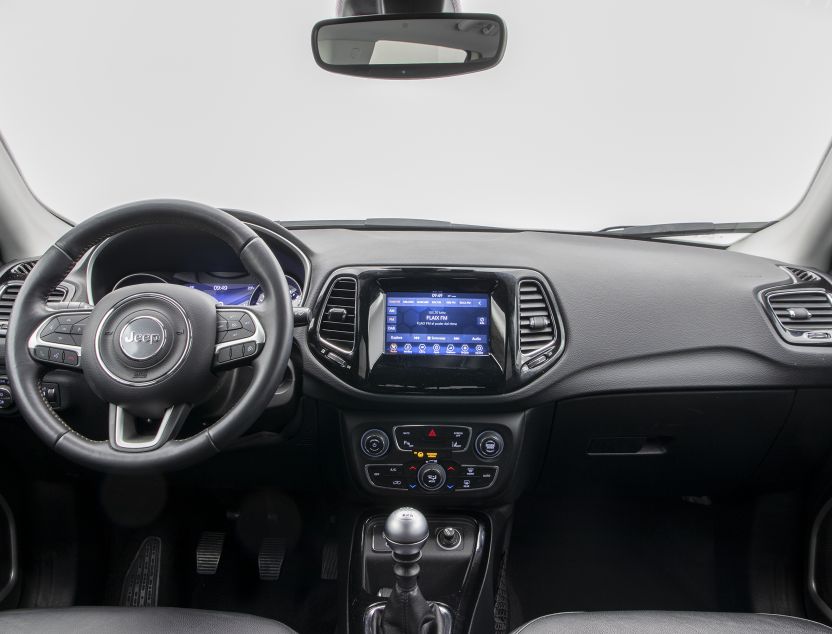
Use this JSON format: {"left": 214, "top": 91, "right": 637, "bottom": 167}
{"left": 258, "top": 537, "right": 286, "bottom": 581}
{"left": 196, "top": 531, "right": 225, "bottom": 575}
{"left": 120, "top": 536, "right": 162, "bottom": 607}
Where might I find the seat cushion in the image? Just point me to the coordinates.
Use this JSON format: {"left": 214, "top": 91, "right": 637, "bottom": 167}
{"left": 0, "top": 606, "right": 297, "bottom": 633}
{"left": 512, "top": 611, "right": 832, "bottom": 633}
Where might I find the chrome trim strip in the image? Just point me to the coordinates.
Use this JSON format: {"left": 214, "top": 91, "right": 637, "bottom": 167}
{"left": 761, "top": 287, "right": 832, "bottom": 345}
{"left": 516, "top": 277, "right": 566, "bottom": 370}
{"left": 316, "top": 275, "right": 357, "bottom": 356}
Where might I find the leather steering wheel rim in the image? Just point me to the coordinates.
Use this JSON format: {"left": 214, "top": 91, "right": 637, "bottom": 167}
{"left": 5, "top": 199, "right": 294, "bottom": 473}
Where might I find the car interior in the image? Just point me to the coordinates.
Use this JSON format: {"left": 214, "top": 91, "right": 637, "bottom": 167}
{"left": 3, "top": 1, "right": 832, "bottom": 633}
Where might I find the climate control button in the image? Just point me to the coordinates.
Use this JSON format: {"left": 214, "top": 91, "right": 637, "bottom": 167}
{"left": 417, "top": 463, "right": 446, "bottom": 491}
{"left": 475, "top": 431, "right": 504, "bottom": 459}
{"left": 361, "top": 429, "right": 390, "bottom": 458}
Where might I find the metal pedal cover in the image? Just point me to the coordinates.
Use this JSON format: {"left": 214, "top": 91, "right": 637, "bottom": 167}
{"left": 120, "top": 536, "right": 162, "bottom": 607}
{"left": 258, "top": 537, "right": 286, "bottom": 581}
{"left": 321, "top": 540, "right": 338, "bottom": 580}
{"left": 196, "top": 531, "right": 225, "bottom": 575}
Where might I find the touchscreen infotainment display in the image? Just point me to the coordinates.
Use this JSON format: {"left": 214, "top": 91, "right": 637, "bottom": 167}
{"left": 384, "top": 292, "right": 490, "bottom": 356}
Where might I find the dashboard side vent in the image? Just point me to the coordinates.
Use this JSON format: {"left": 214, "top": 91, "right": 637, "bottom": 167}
{"left": 0, "top": 283, "right": 21, "bottom": 337}
{"left": 783, "top": 266, "right": 821, "bottom": 284}
{"left": 518, "top": 279, "right": 556, "bottom": 355}
{"left": 9, "top": 260, "right": 36, "bottom": 276}
{"left": 48, "top": 286, "right": 68, "bottom": 303}
{"left": 318, "top": 276, "right": 357, "bottom": 353}
{"left": 767, "top": 290, "right": 832, "bottom": 333}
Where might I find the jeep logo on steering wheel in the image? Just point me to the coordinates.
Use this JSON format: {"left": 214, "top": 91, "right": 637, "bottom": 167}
{"left": 118, "top": 316, "right": 167, "bottom": 361}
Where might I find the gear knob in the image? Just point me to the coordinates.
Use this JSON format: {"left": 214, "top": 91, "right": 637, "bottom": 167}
{"left": 384, "top": 507, "right": 429, "bottom": 556}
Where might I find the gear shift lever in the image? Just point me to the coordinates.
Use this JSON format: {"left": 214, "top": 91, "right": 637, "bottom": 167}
{"left": 376, "top": 507, "right": 444, "bottom": 634}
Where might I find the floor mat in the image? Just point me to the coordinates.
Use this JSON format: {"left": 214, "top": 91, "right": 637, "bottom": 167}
{"left": 507, "top": 495, "right": 749, "bottom": 628}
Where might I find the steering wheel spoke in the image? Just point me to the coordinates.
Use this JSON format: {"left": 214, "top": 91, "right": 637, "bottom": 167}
{"left": 109, "top": 402, "right": 192, "bottom": 452}
{"left": 28, "top": 308, "right": 92, "bottom": 370}
{"left": 213, "top": 306, "right": 266, "bottom": 369}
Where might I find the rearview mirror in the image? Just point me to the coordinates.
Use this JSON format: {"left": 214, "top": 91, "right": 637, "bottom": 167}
{"left": 312, "top": 13, "right": 506, "bottom": 79}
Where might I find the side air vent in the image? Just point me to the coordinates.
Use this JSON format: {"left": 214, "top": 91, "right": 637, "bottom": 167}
{"left": 0, "top": 283, "right": 21, "bottom": 336}
{"left": 9, "top": 260, "right": 36, "bottom": 277}
{"left": 518, "top": 279, "right": 557, "bottom": 355}
{"left": 783, "top": 266, "right": 821, "bottom": 284}
{"left": 0, "top": 283, "right": 68, "bottom": 337}
{"left": 318, "top": 276, "right": 357, "bottom": 353}
{"left": 766, "top": 290, "right": 832, "bottom": 343}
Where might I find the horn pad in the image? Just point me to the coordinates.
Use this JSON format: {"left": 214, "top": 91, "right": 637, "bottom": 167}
{"left": 81, "top": 284, "right": 220, "bottom": 418}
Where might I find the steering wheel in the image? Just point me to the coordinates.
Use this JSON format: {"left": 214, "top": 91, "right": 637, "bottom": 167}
{"left": 5, "top": 200, "right": 294, "bottom": 473}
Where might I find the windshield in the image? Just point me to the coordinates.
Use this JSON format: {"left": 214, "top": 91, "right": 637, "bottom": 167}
{"left": 2, "top": 0, "right": 832, "bottom": 232}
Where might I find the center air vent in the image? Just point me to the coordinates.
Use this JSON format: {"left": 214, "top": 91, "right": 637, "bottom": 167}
{"left": 518, "top": 279, "right": 557, "bottom": 355}
{"left": 318, "top": 276, "right": 357, "bottom": 353}
{"left": 766, "top": 290, "right": 832, "bottom": 343}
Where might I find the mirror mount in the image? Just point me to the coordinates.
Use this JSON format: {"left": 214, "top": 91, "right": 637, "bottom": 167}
{"left": 312, "top": 13, "right": 506, "bottom": 80}
{"left": 337, "top": 1, "right": 462, "bottom": 18}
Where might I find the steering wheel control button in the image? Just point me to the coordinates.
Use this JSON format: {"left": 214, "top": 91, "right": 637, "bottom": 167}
{"left": 361, "top": 429, "right": 390, "bottom": 458}
{"left": 475, "top": 431, "right": 505, "bottom": 459}
{"left": 417, "top": 463, "right": 447, "bottom": 491}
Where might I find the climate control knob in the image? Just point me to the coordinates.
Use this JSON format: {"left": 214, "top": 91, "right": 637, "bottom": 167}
{"left": 475, "top": 431, "right": 504, "bottom": 459}
{"left": 360, "top": 429, "right": 390, "bottom": 458}
{"left": 417, "top": 463, "right": 446, "bottom": 491}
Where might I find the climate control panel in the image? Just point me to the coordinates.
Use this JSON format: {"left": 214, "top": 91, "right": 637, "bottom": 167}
{"left": 352, "top": 422, "right": 510, "bottom": 496}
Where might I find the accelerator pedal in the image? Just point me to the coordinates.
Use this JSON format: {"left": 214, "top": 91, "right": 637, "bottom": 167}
{"left": 258, "top": 537, "right": 286, "bottom": 581}
{"left": 120, "top": 536, "right": 162, "bottom": 607}
{"left": 196, "top": 531, "right": 225, "bottom": 575}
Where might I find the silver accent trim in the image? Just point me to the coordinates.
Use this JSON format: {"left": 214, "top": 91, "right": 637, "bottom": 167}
{"left": 316, "top": 276, "right": 358, "bottom": 356}
{"left": 214, "top": 307, "right": 266, "bottom": 356}
{"left": 392, "top": 424, "right": 473, "bottom": 453}
{"left": 94, "top": 293, "right": 192, "bottom": 386}
{"left": 27, "top": 311, "right": 90, "bottom": 361}
{"left": 360, "top": 428, "right": 390, "bottom": 458}
{"left": 516, "top": 277, "right": 566, "bottom": 370}
{"left": 111, "top": 403, "right": 176, "bottom": 450}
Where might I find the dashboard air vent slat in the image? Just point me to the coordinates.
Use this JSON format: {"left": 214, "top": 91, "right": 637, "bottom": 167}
{"left": 9, "top": 260, "right": 36, "bottom": 276}
{"left": 767, "top": 290, "right": 832, "bottom": 329}
{"left": 0, "top": 283, "right": 21, "bottom": 336}
{"left": 518, "top": 280, "right": 556, "bottom": 355}
{"left": 319, "top": 276, "right": 357, "bottom": 353}
{"left": 783, "top": 266, "right": 821, "bottom": 284}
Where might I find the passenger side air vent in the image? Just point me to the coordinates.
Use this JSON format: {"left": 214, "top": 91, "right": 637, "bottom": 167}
{"left": 518, "top": 279, "right": 556, "bottom": 355}
{"left": 783, "top": 266, "right": 821, "bottom": 284}
{"left": 318, "top": 276, "right": 358, "bottom": 353}
{"left": 766, "top": 290, "right": 832, "bottom": 343}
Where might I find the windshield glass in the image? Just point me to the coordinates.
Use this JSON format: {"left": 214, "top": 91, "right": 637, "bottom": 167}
{"left": 2, "top": 0, "right": 832, "bottom": 232}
